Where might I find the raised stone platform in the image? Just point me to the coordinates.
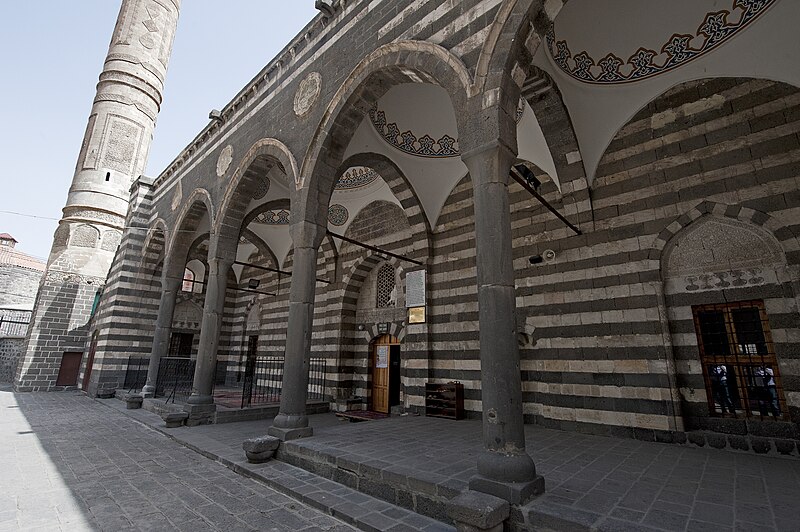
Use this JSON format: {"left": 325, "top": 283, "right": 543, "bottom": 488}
{"left": 102, "top": 399, "right": 800, "bottom": 531}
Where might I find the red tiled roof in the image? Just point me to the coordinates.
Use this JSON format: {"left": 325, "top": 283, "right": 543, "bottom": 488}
{"left": 0, "top": 246, "right": 46, "bottom": 272}
{"left": 0, "top": 233, "right": 17, "bottom": 242}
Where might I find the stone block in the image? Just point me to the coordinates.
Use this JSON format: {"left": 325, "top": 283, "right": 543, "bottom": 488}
{"left": 125, "top": 394, "right": 143, "bottom": 409}
{"left": 687, "top": 433, "right": 706, "bottom": 447}
{"left": 775, "top": 439, "right": 796, "bottom": 456}
{"left": 447, "top": 490, "right": 509, "bottom": 532}
{"left": 243, "top": 435, "right": 280, "bottom": 463}
{"left": 706, "top": 433, "right": 727, "bottom": 449}
{"left": 727, "top": 435, "right": 749, "bottom": 452}
{"left": 751, "top": 438, "right": 771, "bottom": 454}
{"left": 163, "top": 412, "right": 188, "bottom": 428}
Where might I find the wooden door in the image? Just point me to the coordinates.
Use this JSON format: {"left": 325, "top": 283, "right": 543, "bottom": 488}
{"left": 56, "top": 352, "right": 83, "bottom": 386}
{"left": 372, "top": 335, "right": 398, "bottom": 413}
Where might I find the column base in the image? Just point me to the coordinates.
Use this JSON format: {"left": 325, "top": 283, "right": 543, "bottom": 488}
{"left": 141, "top": 385, "right": 155, "bottom": 398}
{"left": 267, "top": 426, "right": 313, "bottom": 441}
{"left": 183, "top": 403, "right": 216, "bottom": 426}
{"left": 447, "top": 490, "right": 509, "bottom": 532}
{"left": 186, "top": 394, "right": 214, "bottom": 405}
{"left": 469, "top": 474, "right": 545, "bottom": 505}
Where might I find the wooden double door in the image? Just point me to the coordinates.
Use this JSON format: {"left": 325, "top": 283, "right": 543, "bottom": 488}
{"left": 371, "top": 335, "right": 401, "bottom": 414}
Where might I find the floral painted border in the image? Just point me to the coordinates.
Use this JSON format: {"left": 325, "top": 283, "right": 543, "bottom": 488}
{"left": 335, "top": 167, "right": 380, "bottom": 190}
{"left": 254, "top": 209, "right": 290, "bottom": 225}
{"left": 369, "top": 105, "right": 460, "bottom": 158}
{"left": 547, "top": 0, "right": 777, "bottom": 85}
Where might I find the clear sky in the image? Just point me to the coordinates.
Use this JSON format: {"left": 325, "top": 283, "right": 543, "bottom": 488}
{"left": 0, "top": 1, "right": 319, "bottom": 260}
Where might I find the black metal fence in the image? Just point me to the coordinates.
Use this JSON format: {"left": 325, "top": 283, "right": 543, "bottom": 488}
{"left": 156, "top": 357, "right": 196, "bottom": 404}
{"left": 124, "top": 356, "right": 148, "bottom": 391}
{"left": 241, "top": 356, "right": 327, "bottom": 408}
{"left": 132, "top": 354, "right": 328, "bottom": 407}
{"left": 0, "top": 308, "right": 32, "bottom": 338}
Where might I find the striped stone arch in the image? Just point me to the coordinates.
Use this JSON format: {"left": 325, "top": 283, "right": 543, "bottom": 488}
{"left": 166, "top": 188, "right": 214, "bottom": 278}
{"left": 296, "top": 40, "right": 472, "bottom": 228}
{"left": 464, "top": 0, "right": 568, "bottom": 150}
{"left": 520, "top": 66, "right": 589, "bottom": 194}
{"left": 281, "top": 233, "right": 338, "bottom": 276}
{"left": 650, "top": 200, "right": 800, "bottom": 268}
{"left": 338, "top": 152, "right": 432, "bottom": 265}
{"left": 341, "top": 253, "right": 406, "bottom": 318}
{"left": 213, "top": 138, "right": 298, "bottom": 257}
{"left": 363, "top": 321, "right": 406, "bottom": 344}
{"left": 138, "top": 219, "right": 168, "bottom": 275}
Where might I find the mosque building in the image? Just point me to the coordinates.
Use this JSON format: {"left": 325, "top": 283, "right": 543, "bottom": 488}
{"left": 14, "top": 0, "right": 800, "bottom": 524}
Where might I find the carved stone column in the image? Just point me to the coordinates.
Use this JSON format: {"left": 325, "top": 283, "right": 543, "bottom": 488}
{"left": 462, "top": 142, "right": 544, "bottom": 504}
{"left": 141, "top": 273, "right": 182, "bottom": 397}
{"left": 268, "top": 221, "right": 325, "bottom": 441}
{"left": 185, "top": 256, "right": 232, "bottom": 425}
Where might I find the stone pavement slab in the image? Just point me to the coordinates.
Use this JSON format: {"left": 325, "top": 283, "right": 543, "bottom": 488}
{"left": 107, "top": 397, "right": 800, "bottom": 532}
{"left": 0, "top": 386, "right": 355, "bottom": 531}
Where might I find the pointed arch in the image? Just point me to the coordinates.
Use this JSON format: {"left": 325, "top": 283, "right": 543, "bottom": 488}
{"left": 296, "top": 41, "right": 473, "bottom": 228}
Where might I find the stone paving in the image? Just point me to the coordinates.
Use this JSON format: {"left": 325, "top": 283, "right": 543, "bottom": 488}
{"left": 0, "top": 386, "right": 355, "bottom": 531}
{"left": 114, "top": 401, "right": 800, "bottom": 532}
{"left": 4, "top": 387, "right": 800, "bottom": 531}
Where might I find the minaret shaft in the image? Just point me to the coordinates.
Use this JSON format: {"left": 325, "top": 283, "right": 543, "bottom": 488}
{"left": 15, "top": 0, "right": 180, "bottom": 392}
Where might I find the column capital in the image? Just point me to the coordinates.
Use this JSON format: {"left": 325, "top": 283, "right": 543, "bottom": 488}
{"left": 289, "top": 220, "right": 326, "bottom": 250}
{"left": 207, "top": 255, "right": 235, "bottom": 274}
{"left": 461, "top": 140, "right": 517, "bottom": 187}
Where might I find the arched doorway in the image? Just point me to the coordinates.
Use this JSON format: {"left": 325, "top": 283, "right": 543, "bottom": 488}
{"left": 371, "top": 334, "right": 400, "bottom": 414}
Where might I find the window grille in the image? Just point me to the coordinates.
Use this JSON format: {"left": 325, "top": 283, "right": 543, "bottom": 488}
{"left": 182, "top": 268, "right": 195, "bottom": 292}
{"left": 376, "top": 264, "right": 396, "bottom": 308}
{"left": 692, "top": 300, "right": 786, "bottom": 420}
{"left": 168, "top": 333, "right": 193, "bottom": 358}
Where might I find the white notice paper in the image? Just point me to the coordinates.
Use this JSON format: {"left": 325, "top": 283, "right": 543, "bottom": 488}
{"left": 405, "top": 270, "right": 426, "bottom": 308}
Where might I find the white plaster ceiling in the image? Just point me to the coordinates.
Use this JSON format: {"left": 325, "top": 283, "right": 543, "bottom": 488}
{"left": 344, "top": 83, "right": 559, "bottom": 228}
{"left": 537, "top": 0, "right": 800, "bottom": 183}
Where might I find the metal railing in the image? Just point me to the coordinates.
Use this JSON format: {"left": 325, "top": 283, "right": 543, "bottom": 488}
{"left": 124, "top": 356, "right": 149, "bottom": 391}
{"left": 156, "top": 357, "right": 196, "bottom": 404}
{"left": 241, "top": 356, "right": 327, "bottom": 408}
{"left": 0, "top": 309, "right": 32, "bottom": 338}
{"left": 141, "top": 354, "right": 328, "bottom": 407}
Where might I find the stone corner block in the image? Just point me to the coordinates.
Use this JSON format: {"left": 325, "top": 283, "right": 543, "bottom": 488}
{"left": 267, "top": 425, "right": 313, "bottom": 441}
{"left": 469, "top": 474, "right": 545, "bottom": 506}
{"left": 97, "top": 389, "right": 117, "bottom": 399}
{"left": 162, "top": 412, "right": 189, "bottom": 428}
{"left": 124, "top": 394, "right": 144, "bottom": 409}
{"left": 447, "top": 490, "right": 510, "bottom": 532}
{"left": 183, "top": 403, "right": 216, "bottom": 426}
{"left": 242, "top": 435, "right": 281, "bottom": 463}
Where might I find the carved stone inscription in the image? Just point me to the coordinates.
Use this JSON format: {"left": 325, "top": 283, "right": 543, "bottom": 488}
{"left": 100, "top": 116, "right": 143, "bottom": 175}
{"left": 294, "top": 72, "right": 322, "bottom": 117}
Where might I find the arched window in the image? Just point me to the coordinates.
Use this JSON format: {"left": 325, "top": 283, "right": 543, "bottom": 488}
{"left": 182, "top": 268, "right": 195, "bottom": 292}
{"left": 376, "top": 264, "right": 396, "bottom": 308}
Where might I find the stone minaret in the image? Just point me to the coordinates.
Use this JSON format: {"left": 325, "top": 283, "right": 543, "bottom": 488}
{"left": 15, "top": 0, "right": 180, "bottom": 391}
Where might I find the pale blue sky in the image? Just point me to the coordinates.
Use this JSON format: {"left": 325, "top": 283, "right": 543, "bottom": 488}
{"left": 0, "top": 1, "right": 318, "bottom": 259}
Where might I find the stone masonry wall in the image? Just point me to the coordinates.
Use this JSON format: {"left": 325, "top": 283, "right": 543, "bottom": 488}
{"left": 423, "top": 78, "right": 800, "bottom": 442}
{"left": 0, "top": 265, "right": 43, "bottom": 307}
{"left": 0, "top": 338, "right": 25, "bottom": 383}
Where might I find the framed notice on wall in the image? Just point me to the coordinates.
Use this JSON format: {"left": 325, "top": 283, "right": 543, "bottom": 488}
{"left": 376, "top": 345, "right": 389, "bottom": 368}
{"left": 408, "top": 306, "right": 426, "bottom": 324}
{"left": 405, "top": 270, "right": 426, "bottom": 308}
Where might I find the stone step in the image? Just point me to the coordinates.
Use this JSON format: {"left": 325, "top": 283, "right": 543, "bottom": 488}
{"left": 99, "top": 397, "right": 453, "bottom": 531}
{"left": 276, "top": 439, "right": 461, "bottom": 525}
{"left": 231, "top": 459, "right": 455, "bottom": 532}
